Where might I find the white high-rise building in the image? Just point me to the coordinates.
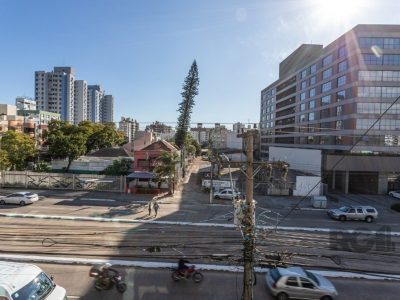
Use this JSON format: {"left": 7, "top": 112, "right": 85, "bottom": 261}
{"left": 119, "top": 117, "right": 139, "bottom": 143}
{"left": 74, "top": 80, "right": 88, "bottom": 124}
{"left": 35, "top": 67, "right": 75, "bottom": 123}
{"left": 87, "top": 85, "right": 104, "bottom": 123}
{"left": 101, "top": 95, "right": 114, "bottom": 123}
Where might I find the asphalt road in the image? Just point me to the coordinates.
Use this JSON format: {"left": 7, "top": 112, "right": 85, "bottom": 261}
{"left": 32, "top": 263, "right": 400, "bottom": 300}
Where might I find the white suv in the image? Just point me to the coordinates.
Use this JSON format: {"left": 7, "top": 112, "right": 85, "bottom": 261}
{"left": 327, "top": 205, "right": 378, "bottom": 223}
{"left": 214, "top": 189, "right": 241, "bottom": 200}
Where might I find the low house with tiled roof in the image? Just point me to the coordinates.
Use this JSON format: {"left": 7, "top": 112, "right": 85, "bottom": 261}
{"left": 133, "top": 140, "right": 179, "bottom": 172}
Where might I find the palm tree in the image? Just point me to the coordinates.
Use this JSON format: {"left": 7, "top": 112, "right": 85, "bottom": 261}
{"left": 154, "top": 151, "right": 180, "bottom": 195}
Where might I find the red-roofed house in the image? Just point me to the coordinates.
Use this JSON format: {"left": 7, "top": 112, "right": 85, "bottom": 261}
{"left": 133, "top": 140, "right": 179, "bottom": 172}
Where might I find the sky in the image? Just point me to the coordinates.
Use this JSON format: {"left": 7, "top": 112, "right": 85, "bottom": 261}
{"left": 1, "top": 0, "right": 400, "bottom": 129}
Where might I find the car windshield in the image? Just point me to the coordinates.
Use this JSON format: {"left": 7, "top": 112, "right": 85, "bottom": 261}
{"left": 12, "top": 272, "right": 54, "bottom": 300}
{"left": 338, "top": 206, "right": 349, "bottom": 212}
{"left": 270, "top": 269, "right": 281, "bottom": 282}
{"left": 305, "top": 270, "right": 320, "bottom": 286}
{"left": 24, "top": 192, "right": 35, "bottom": 196}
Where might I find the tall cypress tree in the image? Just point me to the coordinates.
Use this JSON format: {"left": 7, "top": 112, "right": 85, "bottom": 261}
{"left": 175, "top": 60, "right": 199, "bottom": 148}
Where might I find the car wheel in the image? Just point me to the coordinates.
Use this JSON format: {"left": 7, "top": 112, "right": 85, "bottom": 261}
{"left": 339, "top": 215, "right": 346, "bottom": 221}
{"left": 277, "top": 292, "right": 289, "bottom": 300}
{"left": 321, "top": 296, "right": 332, "bottom": 300}
{"left": 365, "top": 216, "right": 373, "bottom": 223}
{"left": 0, "top": 200, "right": 5, "bottom": 205}
{"left": 19, "top": 201, "right": 26, "bottom": 206}
{"left": 215, "top": 196, "right": 220, "bottom": 199}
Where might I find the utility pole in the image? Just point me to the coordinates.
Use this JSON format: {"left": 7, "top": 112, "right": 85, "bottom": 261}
{"left": 209, "top": 161, "right": 214, "bottom": 204}
{"left": 241, "top": 130, "right": 255, "bottom": 300}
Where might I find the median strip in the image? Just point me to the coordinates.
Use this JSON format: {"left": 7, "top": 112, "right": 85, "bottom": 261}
{"left": 0, "top": 212, "right": 399, "bottom": 236}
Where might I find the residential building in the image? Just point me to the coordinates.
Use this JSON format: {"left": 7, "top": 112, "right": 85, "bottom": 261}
{"left": 101, "top": 95, "right": 114, "bottom": 123}
{"left": 87, "top": 85, "right": 104, "bottom": 123}
{"left": 209, "top": 123, "right": 228, "bottom": 149}
{"left": 145, "top": 121, "right": 173, "bottom": 134}
{"left": 133, "top": 140, "right": 179, "bottom": 172}
{"left": 123, "top": 131, "right": 158, "bottom": 153}
{"left": 190, "top": 123, "right": 210, "bottom": 146}
{"left": 35, "top": 67, "right": 75, "bottom": 123}
{"left": 119, "top": 117, "right": 139, "bottom": 143}
{"left": 260, "top": 24, "right": 400, "bottom": 194}
{"left": 16, "top": 97, "right": 36, "bottom": 110}
{"left": 74, "top": 80, "right": 88, "bottom": 124}
{"left": 0, "top": 104, "right": 35, "bottom": 137}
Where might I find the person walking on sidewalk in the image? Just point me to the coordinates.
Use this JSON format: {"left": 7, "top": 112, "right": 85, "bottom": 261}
{"left": 153, "top": 201, "right": 160, "bottom": 217}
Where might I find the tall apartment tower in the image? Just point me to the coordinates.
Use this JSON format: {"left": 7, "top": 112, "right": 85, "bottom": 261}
{"left": 260, "top": 24, "right": 400, "bottom": 194}
{"left": 74, "top": 80, "right": 88, "bottom": 124}
{"left": 35, "top": 67, "right": 75, "bottom": 123}
{"left": 119, "top": 117, "right": 139, "bottom": 143}
{"left": 101, "top": 95, "right": 114, "bottom": 123}
{"left": 87, "top": 85, "right": 104, "bottom": 123}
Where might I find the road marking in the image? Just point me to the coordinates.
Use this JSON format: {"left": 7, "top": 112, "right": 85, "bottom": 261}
{"left": 80, "top": 198, "right": 116, "bottom": 202}
{"left": 0, "top": 253, "right": 398, "bottom": 281}
{"left": 0, "top": 212, "right": 399, "bottom": 236}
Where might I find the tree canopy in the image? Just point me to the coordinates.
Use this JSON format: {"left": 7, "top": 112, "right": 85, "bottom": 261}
{"left": 154, "top": 151, "right": 180, "bottom": 194}
{"left": 175, "top": 60, "right": 199, "bottom": 148}
{"left": 0, "top": 131, "right": 37, "bottom": 170}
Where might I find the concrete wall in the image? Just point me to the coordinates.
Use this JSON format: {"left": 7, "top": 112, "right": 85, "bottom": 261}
{"left": 269, "top": 146, "right": 322, "bottom": 176}
{"left": 293, "top": 176, "right": 322, "bottom": 196}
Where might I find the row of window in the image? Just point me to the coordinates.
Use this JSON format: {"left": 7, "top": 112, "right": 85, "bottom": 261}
{"left": 358, "top": 70, "right": 400, "bottom": 81}
{"left": 359, "top": 37, "right": 400, "bottom": 49}
{"left": 299, "top": 77, "right": 347, "bottom": 101}
{"left": 363, "top": 54, "right": 400, "bottom": 65}
{"left": 356, "top": 119, "right": 400, "bottom": 130}
{"left": 358, "top": 86, "right": 400, "bottom": 98}
{"left": 357, "top": 103, "right": 400, "bottom": 114}
{"left": 299, "top": 46, "right": 347, "bottom": 79}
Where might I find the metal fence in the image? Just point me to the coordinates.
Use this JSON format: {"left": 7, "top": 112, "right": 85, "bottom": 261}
{"left": 0, "top": 171, "right": 125, "bottom": 192}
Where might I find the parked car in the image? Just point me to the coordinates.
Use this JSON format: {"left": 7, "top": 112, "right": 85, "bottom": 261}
{"left": 265, "top": 266, "right": 338, "bottom": 300}
{"left": 0, "top": 192, "right": 39, "bottom": 206}
{"left": 327, "top": 205, "right": 378, "bottom": 223}
{"left": 389, "top": 190, "right": 400, "bottom": 199}
{"left": 0, "top": 260, "right": 66, "bottom": 300}
{"left": 214, "top": 188, "right": 241, "bottom": 200}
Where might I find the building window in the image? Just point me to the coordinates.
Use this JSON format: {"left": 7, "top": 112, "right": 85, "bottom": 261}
{"left": 338, "top": 60, "right": 348, "bottom": 72}
{"left": 363, "top": 54, "right": 383, "bottom": 65}
{"left": 337, "top": 90, "right": 346, "bottom": 101}
{"left": 322, "top": 68, "right": 333, "bottom": 79}
{"left": 382, "top": 87, "right": 400, "bottom": 98}
{"left": 359, "top": 37, "right": 384, "bottom": 48}
{"left": 310, "top": 64, "right": 317, "bottom": 74}
{"left": 309, "top": 75, "right": 316, "bottom": 85}
{"left": 358, "top": 86, "right": 381, "bottom": 97}
{"left": 309, "top": 88, "right": 316, "bottom": 97}
{"left": 322, "top": 54, "right": 333, "bottom": 66}
{"left": 301, "top": 81, "right": 306, "bottom": 90}
{"left": 359, "top": 70, "right": 382, "bottom": 81}
{"left": 384, "top": 38, "right": 400, "bottom": 49}
{"left": 300, "top": 114, "right": 306, "bottom": 122}
{"left": 383, "top": 71, "right": 400, "bottom": 81}
{"left": 337, "top": 105, "right": 343, "bottom": 116}
{"left": 300, "top": 103, "right": 306, "bottom": 111}
{"left": 321, "top": 95, "right": 331, "bottom": 105}
{"left": 322, "top": 81, "right": 332, "bottom": 92}
{"left": 383, "top": 55, "right": 400, "bottom": 65}
{"left": 300, "top": 92, "right": 306, "bottom": 101}
{"left": 338, "top": 46, "right": 347, "bottom": 58}
{"left": 300, "top": 69, "right": 307, "bottom": 79}
{"left": 337, "top": 75, "right": 346, "bottom": 87}
{"left": 309, "top": 100, "right": 315, "bottom": 109}
{"left": 336, "top": 120, "right": 343, "bottom": 129}
{"left": 308, "top": 112, "right": 315, "bottom": 121}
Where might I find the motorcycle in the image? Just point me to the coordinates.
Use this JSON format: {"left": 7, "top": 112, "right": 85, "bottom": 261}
{"left": 171, "top": 265, "right": 203, "bottom": 283}
{"left": 89, "top": 263, "right": 127, "bottom": 293}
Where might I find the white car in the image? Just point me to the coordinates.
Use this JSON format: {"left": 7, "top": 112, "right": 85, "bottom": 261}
{"left": 389, "top": 190, "right": 400, "bottom": 199}
{"left": 214, "top": 188, "right": 241, "bottom": 200}
{"left": 0, "top": 192, "right": 39, "bottom": 206}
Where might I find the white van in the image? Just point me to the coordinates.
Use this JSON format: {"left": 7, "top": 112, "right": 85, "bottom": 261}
{"left": 0, "top": 261, "right": 66, "bottom": 300}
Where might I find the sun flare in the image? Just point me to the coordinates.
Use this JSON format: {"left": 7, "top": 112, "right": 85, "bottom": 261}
{"left": 311, "top": 0, "right": 365, "bottom": 25}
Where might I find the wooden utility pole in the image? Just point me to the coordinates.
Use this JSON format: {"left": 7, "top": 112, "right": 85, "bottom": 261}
{"left": 241, "top": 130, "right": 256, "bottom": 300}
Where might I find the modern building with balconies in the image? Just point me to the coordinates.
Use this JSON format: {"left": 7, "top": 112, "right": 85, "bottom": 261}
{"left": 260, "top": 24, "right": 400, "bottom": 194}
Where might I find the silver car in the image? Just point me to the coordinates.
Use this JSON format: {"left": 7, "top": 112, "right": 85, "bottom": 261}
{"left": 0, "top": 192, "right": 39, "bottom": 206}
{"left": 265, "top": 267, "right": 338, "bottom": 300}
{"left": 327, "top": 205, "right": 378, "bottom": 223}
{"left": 214, "top": 188, "right": 241, "bottom": 200}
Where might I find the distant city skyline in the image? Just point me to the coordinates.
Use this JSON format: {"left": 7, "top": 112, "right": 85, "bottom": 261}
{"left": 1, "top": 0, "right": 400, "bottom": 126}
